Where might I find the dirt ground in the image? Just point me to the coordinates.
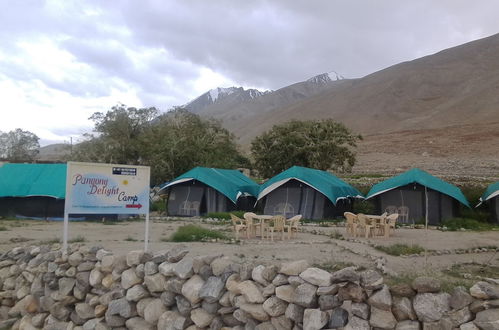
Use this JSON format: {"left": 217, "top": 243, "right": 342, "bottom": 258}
{"left": 1, "top": 217, "right": 498, "bottom": 282}
{"left": 353, "top": 122, "right": 499, "bottom": 180}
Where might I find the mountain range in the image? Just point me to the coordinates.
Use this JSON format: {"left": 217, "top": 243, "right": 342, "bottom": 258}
{"left": 179, "top": 33, "right": 499, "bottom": 178}
{"left": 38, "top": 34, "right": 499, "bottom": 178}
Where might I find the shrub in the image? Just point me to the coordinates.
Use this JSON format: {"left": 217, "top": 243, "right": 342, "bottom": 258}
{"left": 0, "top": 226, "right": 8, "bottom": 231}
{"left": 459, "top": 184, "right": 494, "bottom": 222}
{"left": 375, "top": 243, "right": 425, "bottom": 256}
{"left": 68, "top": 235, "right": 86, "bottom": 243}
{"left": 441, "top": 218, "right": 499, "bottom": 231}
{"left": 39, "top": 238, "right": 60, "bottom": 245}
{"left": 352, "top": 199, "right": 375, "bottom": 214}
{"left": 329, "top": 230, "right": 343, "bottom": 239}
{"left": 169, "top": 225, "right": 227, "bottom": 242}
{"left": 150, "top": 200, "right": 167, "bottom": 213}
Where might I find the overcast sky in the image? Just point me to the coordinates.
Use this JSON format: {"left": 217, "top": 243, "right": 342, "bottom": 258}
{"left": 1, "top": 0, "right": 498, "bottom": 145}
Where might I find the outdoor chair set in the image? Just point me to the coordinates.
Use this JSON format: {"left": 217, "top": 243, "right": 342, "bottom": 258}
{"left": 344, "top": 211, "right": 398, "bottom": 238}
{"left": 178, "top": 201, "right": 200, "bottom": 216}
{"left": 230, "top": 213, "right": 302, "bottom": 241}
{"left": 385, "top": 205, "right": 409, "bottom": 223}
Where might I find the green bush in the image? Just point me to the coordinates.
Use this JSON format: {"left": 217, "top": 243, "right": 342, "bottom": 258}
{"left": 441, "top": 218, "right": 499, "bottom": 231}
{"left": 352, "top": 199, "right": 375, "bottom": 214}
{"left": 169, "top": 225, "right": 227, "bottom": 242}
{"left": 68, "top": 235, "right": 86, "bottom": 243}
{"left": 204, "top": 211, "right": 245, "bottom": 220}
{"left": 460, "top": 185, "right": 486, "bottom": 207}
{"left": 124, "top": 235, "right": 138, "bottom": 242}
{"left": 0, "top": 226, "right": 8, "bottom": 231}
{"left": 459, "top": 184, "right": 494, "bottom": 222}
{"left": 375, "top": 243, "right": 425, "bottom": 256}
{"left": 150, "top": 200, "right": 167, "bottom": 213}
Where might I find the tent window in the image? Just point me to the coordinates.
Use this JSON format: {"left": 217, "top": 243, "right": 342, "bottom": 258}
{"left": 312, "top": 192, "right": 325, "bottom": 219}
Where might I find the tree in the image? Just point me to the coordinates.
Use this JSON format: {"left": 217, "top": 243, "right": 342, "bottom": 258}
{"left": 72, "top": 105, "right": 249, "bottom": 185}
{"left": 140, "top": 108, "right": 249, "bottom": 183}
{"left": 72, "top": 104, "right": 159, "bottom": 164}
{"left": 0, "top": 128, "right": 40, "bottom": 162}
{"left": 251, "top": 119, "right": 362, "bottom": 178}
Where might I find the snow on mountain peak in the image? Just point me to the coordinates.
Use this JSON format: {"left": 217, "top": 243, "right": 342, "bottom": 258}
{"left": 327, "top": 71, "right": 345, "bottom": 81}
{"left": 307, "top": 71, "right": 344, "bottom": 84}
{"left": 208, "top": 87, "right": 237, "bottom": 102}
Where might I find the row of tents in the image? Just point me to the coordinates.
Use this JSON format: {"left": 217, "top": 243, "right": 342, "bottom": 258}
{"left": 0, "top": 163, "right": 498, "bottom": 224}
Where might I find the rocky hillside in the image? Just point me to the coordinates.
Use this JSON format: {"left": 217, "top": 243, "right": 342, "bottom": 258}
{"left": 182, "top": 34, "right": 499, "bottom": 178}
{"left": 36, "top": 144, "right": 70, "bottom": 162}
{"left": 231, "top": 33, "right": 499, "bottom": 145}
{"left": 186, "top": 72, "right": 350, "bottom": 132}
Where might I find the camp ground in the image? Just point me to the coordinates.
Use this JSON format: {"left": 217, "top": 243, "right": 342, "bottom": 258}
{"left": 0, "top": 162, "right": 498, "bottom": 277}
{"left": 256, "top": 166, "right": 362, "bottom": 220}
{"left": 365, "top": 168, "right": 470, "bottom": 225}
{"left": 162, "top": 167, "right": 259, "bottom": 216}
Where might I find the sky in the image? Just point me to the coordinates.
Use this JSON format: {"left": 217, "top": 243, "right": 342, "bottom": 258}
{"left": 0, "top": 0, "right": 498, "bottom": 146}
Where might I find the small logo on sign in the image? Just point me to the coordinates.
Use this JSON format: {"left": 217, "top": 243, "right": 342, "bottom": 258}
{"left": 112, "top": 167, "right": 137, "bottom": 176}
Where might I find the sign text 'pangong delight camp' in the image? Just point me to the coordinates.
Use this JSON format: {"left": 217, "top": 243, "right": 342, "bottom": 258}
{"left": 66, "top": 163, "right": 150, "bottom": 214}
{"left": 63, "top": 162, "right": 151, "bottom": 251}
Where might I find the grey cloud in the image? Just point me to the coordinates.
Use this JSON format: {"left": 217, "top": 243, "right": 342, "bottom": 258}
{"left": 104, "top": 0, "right": 499, "bottom": 90}
{"left": 2, "top": 0, "right": 499, "bottom": 145}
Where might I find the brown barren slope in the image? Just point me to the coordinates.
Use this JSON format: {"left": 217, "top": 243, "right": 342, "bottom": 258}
{"left": 235, "top": 33, "right": 499, "bottom": 145}
{"left": 225, "top": 34, "right": 499, "bottom": 178}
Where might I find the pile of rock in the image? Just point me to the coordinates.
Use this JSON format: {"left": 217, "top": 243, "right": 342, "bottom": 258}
{"left": 0, "top": 244, "right": 498, "bottom": 329}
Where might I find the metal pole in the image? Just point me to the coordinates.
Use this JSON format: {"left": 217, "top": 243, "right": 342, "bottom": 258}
{"left": 424, "top": 186, "right": 429, "bottom": 273}
{"left": 63, "top": 211, "right": 69, "bottom": 254}
{"left": 144, "top": 212, "right": 150, "bottom": 251}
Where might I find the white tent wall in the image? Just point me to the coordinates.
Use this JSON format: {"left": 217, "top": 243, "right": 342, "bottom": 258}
{"left": 494, "top": 197, "right": 499, "bottom": 222}
{"left": 205, "top": 186, "right": 228, "bottom": 213}
{"left": 260, "top": 180, "right": 351, "bottom": 220}
{"left": 167, "top": 184, "right": 204, "bottom": 216}
{"left": 263, "top": 185, "right": 302, "bottom": 218}
{"left": 375, "top": 184, "right": 459, "bottom": 225}
{"left": 312, "top": 190, "right": 326, "bottom": 219}
{"left": 166, "top": 181, "right": 237, "bottom": 217}
{"left": 380, "top": 189, "right": 423, "bottom": 224}
{"left": 0, "top": 197, "right": 65, "bottom": 219}
{"left": 440, "top": 194, "right": 455, "bottom": 220}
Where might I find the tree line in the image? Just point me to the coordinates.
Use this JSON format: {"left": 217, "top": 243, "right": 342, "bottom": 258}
{"left": 2, "top": 105, "right": 361, "bottom": 184}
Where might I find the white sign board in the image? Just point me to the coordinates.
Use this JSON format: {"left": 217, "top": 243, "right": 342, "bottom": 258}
{"left": 63, "top": 162, "right": 151, "bottom": 251}
{"left": 65, "top": 162, "right": 150, "bottom": 214}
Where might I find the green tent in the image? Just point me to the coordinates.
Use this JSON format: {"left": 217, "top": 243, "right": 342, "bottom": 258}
{"left": 257, "top": 166, "right": 362, "bottom": 219}
{"left": 366, "top": 168, "right": 469, "bottom": 224}
{"left": 480, "top": 182, "right": 499, "bottom": 204}
{"left": 0, "top": 163, "right": 67, "bottom": 219}
{"left": 0, "top": 163, "right": 66, "bottom": 198}
{"left": 479, "top": 182, "right": 499, "bottom": 222}
{"left": 165, "top": 167, "right": 259, "bottom": 216}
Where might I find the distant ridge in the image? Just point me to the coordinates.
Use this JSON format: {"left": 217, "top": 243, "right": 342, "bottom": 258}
{"left": 183, "top": 71, "right": 351, "bottom": 133}
{"left": 217, "top": 33, "right": 499, "bottom": 145}
{"left": 179, "top": 34, "right": 499, "bottom": 178}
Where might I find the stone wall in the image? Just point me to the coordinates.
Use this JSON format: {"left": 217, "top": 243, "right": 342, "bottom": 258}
{"left": 0, "top": 244, "right": 498, "bottom": 330}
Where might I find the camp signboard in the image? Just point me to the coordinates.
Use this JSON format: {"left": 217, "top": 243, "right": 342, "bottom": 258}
{"left": 65, "top": 161, "right": 150, "bottom": 214}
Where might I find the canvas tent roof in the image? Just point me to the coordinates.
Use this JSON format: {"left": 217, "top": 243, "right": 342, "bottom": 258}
{"left": 165, "top": 167, "right": 259, "bottom": 203}
{"left": 480, "top": 182, "right": 499, "bottom": 203}
{"left": 366, "top": 168, "right": 470, "bottom": 207}
{"left": 0, "top": 163, "right": 66, "bottom": 199}
{"left": 257, "top": 166, "right": 363, "bottom": 204}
